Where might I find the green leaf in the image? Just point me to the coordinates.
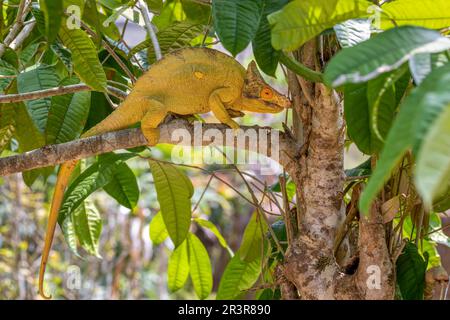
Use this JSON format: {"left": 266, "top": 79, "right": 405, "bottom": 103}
{"left": 415, "top": 104, "right": 450, "bottom": 206}
{"left": 83, "top": 0, "right": 120, "bottom": 41}
{"left": 103, "top": 162, "right": 139, "bottom": 209}
{"left": 268, "top": 0, "right": 370, "bottom": 51}
{"left": 146, "top": 0, "right": 163, "bottom": 14}
{"left": 187, "top": 233, "right": 212, "bottom": 300}
{"left": 324, "top": 26, "right": 450, "bottom": 87}
{"left": 409, "top": 52, "right": 449, "bottom": 85}
{"left": 149, "top": 211, "right": 169, "bottom": 244}
{"left": 239, "top": 212, "right": 267, "bottom": 262}
{"left": 152, "top": 0, "right": 186, "bottom": 30}
{"left": 433, "top": 187, "right": 450, "bottom": 212}
{"left": 252, "top": 0, "right": 289, "bottom": 76}
{"left": 51, "top": 43, "right": 74, "bottom": 75}
{"left": 39, "top": 0, "right": 64, "bottom": 43}
{"left": 17, "top": 65, "right": 60, "bottom": 133}
{"left": 181, "top": 0, "right": 211, "bottom": 25}
{"left": 194, "top": 218, "right": 232, "bottom": 255}
{"left": 212, "top": 0, "right": 264, "bottom": 56}
{"left": 46, "top": 78, "right": 91, "bottom": 144}
{"left": 381, "top": 0, "right": 450, "bottom": 30}
{"left": 58, "top": 25, "right": 107, "bottom": 92}
{"left": 216, "top": 252, "right": 262, "bottom": 300}
{"left": 345, "top": 158, "right": 371, "bottom": 177}
{"left": 367, "top": 69, "right": 402, "bottom": 149}
{"left": 269, "top": 178, "right": 296, "bottom": 201}
{"left": 149, "top": 160, "right": 193, "bottom": 247}
{"left": 130, "top": 22, "right": 203, "bottom": 62}
{"left": 12, "top": 101, "right": 51, "bottom": 187}
{"left": 396, "top": 242, "right": 427, "bottom": 300}
{"left": 72, "top": 201, "right": 102, "bottom": 257}
{"left": 168, "top": 240, "right": 190, "bottom": 292}
{"left": 59, "top": 154, "right": 135, "bottom": 223}
{"left": 19, "top": 42, "right": 42, "bottom": 67}
{"left": 147, "top": 22, "right": 203, "bottom": 64}
{"left": 360, "top": 64, "right": 450, "bottom": 214}
{"left": 334, "top": 18, "right": 371, "bottom": 48}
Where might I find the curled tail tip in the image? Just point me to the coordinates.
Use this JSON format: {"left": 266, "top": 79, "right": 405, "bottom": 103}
{"left": 39, "top": 262, "right": 52, "bottom": 299}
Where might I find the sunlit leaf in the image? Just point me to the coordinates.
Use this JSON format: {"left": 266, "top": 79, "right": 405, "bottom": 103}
{"left": 187, "top": 233, "right": 212, "bottom": 300}
{"left": 325, "top": 26, "right": 450, "bottom": 87}
{"left": 149, "top": 160, "right": 193, "bottom": 247}
{"left": 168, "top": 240, "right": 190, "bottom": 292}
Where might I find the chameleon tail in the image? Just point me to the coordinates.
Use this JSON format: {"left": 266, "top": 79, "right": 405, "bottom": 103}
{"left": 39, "top": 159, "right": 78, "bottom": 299}
{"left": 38, "top": 96, "right": 141, "bottom": 298}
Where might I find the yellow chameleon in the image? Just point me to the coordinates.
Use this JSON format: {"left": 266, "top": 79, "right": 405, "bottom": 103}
{"left": 39, "top": 47, "right": 290, "bottom": 298}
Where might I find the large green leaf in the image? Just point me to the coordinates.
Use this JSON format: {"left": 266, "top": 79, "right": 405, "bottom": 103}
{"left": 58, "top": 25, "right": 107, "bottom": 92}
{"left": 187, "top": 233, "right": 212, "bottom": 300}
{"left": 13, "top": 101, "right": 52, "bottom": 187}
{"left": 344, "top": 68, "right": 402, "bottom": 155}
{"left": 360, "top": 64, "right": 450, "bottom": 214}
{"left": 71, "top": 201, "right": 102, "bottom": 257}
{"left": 212, "top": 0, "right": 264, "bottom": 56}
{"left": 103, "top": 162, "right": 139, "bottom": 209}
{"left": 396, "top": 242, "right": 427, "bottom": 300}
{"left": 17, "top": 65, "right": 60, "bottom": 133}
{"left": 46, "top": 78, "right": 91, "bottom": 144}
{"left": 216, "top": 252, "right": 262, "bottom": 300}
{"left": 149, "top": 160, "right": 193, "bottom": 247}
{"left": 334, "top": 18, "right": 371, "bottom": 48}
{"left": 168, "top": 240, "right": 190, "bottom": 292}
{"left": 129, "top": 22, "right": 202, "bottom": 58}
{"left": 415, "top": 104, "right": 450, "bottom": 206}
{"left": 239, "top": 212, "right": 267, "bottom": 262}
{"left": 59, "top": 153, "right": 136, "bottom": 223}
{"left": 252, "top": 0, "right": 289, "bottom": 76}
{"left": 268, "top": 0, "right": 370, "bottom": 51}
{"left": 149, "top": 211, "right": 169, "bottom": 244}
{"left": 51, "top": 42, "right": 74, "bottom": 75}
{"left": 147, "top": 22, "right": 203, "bottom": 64}
{"left": 39, "top": 0, "right": 63, "bottom": 43}
{"left": 381, "top": 0, "right": 450, "bottom": 30}
{"left": 324, "top": 26, "right": 450, "bottom": 87}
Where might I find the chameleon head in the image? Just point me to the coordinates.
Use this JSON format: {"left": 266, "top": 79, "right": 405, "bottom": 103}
{"left": 241, "top": 61, "right": 291, "bottom": 113}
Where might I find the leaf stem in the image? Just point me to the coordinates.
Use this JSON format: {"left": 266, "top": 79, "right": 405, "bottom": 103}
{"left": 279, "top": 52, "right": 324, "bottom": 83}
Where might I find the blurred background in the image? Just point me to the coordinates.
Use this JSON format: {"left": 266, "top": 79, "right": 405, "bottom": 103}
{"left": 0, "top": 8, "right": 448, "bottom": 300}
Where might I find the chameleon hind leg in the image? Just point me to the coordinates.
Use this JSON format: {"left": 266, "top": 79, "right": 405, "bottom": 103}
{"left": 141, "top": 99, "right": 167, "bottom": 146}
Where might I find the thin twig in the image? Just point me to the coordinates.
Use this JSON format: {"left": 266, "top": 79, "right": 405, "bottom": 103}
{"left": 0, "top": 84, "right": 127, "bottom": 103}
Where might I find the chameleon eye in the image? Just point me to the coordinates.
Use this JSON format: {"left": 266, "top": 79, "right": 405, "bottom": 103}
{"left": 260, "top": 87, "right": 273, "bottom": 99}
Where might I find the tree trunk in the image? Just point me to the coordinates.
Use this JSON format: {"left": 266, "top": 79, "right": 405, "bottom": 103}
{"left": 280, "top": 41, "right": 395, "bottom": 300}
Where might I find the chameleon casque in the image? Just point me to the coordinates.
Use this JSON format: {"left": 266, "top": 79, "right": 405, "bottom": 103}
{"left": 38, "top": 47, "right": 290, "bottom": 298}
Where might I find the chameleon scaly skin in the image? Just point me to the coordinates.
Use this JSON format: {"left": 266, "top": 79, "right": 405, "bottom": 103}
{"left": 38, "top": 48, "right": 290, "bottom": 298}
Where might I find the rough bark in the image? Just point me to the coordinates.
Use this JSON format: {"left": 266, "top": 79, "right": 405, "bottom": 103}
{"left": 280, "top": 42, "right": 395, "bottom": 300}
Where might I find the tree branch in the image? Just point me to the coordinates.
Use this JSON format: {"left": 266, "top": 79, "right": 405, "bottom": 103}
{"left": 0, "top": 84, "right": 127, "bottom": 103}
{"left": 0, "top": 119, "right": 298, "bottom": 176}
{"left": 0, "top": 0, "right": 31, "bottom": 58}
{"left": 137, "top": 0, "right": 162, "bottom": 61}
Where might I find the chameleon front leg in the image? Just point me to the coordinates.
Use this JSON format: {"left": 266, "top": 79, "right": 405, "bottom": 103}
{"left": 141, "top": 99, "right": 167, "bottom": 146}
{"left": 209, "top": 88, "right": 240, "bottom": 130}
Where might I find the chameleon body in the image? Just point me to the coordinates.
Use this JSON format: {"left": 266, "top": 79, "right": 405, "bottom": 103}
{"left": 38, "top": 47, "right": 290, "bottom": 298}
